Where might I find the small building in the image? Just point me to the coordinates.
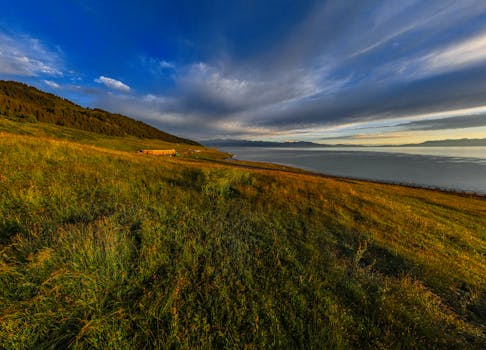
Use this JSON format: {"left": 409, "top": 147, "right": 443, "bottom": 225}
{"left": 139, "top": 149, "right": 177, "bottom": 156}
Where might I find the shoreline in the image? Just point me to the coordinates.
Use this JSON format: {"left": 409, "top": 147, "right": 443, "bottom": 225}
{"left": 216, "top": 155, "right": 486, "bottom": 199}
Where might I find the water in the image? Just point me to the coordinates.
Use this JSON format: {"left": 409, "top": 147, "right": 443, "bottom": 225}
{"left": 220, "top": 146, "right": 486, "bottom": 194}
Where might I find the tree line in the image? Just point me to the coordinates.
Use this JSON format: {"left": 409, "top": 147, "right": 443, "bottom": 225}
{"left": 0, "top": 81, "right": 200, "bottom": 146}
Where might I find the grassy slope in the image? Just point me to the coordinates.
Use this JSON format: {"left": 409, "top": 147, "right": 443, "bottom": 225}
{"left": 0, "top": 80, "right": 200, "bottom": 146}
{"left": 0, "top": 117, "right": 227, "bottom": 159}
{"left": 0, "top": 127, "right": 485, "bottom": 349}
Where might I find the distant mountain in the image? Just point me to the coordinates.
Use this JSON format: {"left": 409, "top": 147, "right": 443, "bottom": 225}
{"left": 0, "top": 80, "right": 200, "bottom": 146}
{"left": 203, "top": 139, "right": 327, "bottom": 147}
{"left": 205, "top": 138, "right": 486, "bottom": 148}
{"left": 400, "top": 138, "right": 486, "bottom": 147}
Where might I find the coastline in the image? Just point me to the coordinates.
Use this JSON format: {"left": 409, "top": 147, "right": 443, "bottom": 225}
{"left": 217, "top": 154, "right": 486, "bottom": 199}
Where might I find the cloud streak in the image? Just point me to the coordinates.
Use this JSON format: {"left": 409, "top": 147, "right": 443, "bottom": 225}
{"left": 95, "top": 76, "right": 131, "bottom": 92}
{"left": 397, "top": 114, "right": 486, "bottom": 131}
{"left": 424, "top": 31, "right": 486, "bottom": 73}
{"left": 160, "top": 60, "right": 175, "bottom": 69}
{"left": 0, "top": 31, "right": 63, "bottom": 77}
{"left": 43, "top": 80, "right": 61, "bottom": 89}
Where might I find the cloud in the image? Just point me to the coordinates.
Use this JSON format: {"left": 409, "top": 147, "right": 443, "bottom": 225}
{"left": 85, "top": 1, "right": 486, "bottom": 141}
{"left": 0, "top": 31, "right": 63, "bottom": 77}
{"left": 165, "top": 60, "right": 348, "bottom": 122}
{"left": 180, "top": 2, "right": 486, "bottom": 138}
{"left": 94, "top": 76, "right": 131, "bottom": 92}
{"left": 43, "top": 80, "right": 61, "bottom": 89}
{"left": 424, "top": 31, "right": 486, "bottom": 73}
{"left": 138, "top": 56, "right": 176, "bottom": 76}
{"left": 90, "top": 59, "right": 486, "bottom": 140}
{"left": 160, "top": 60, "right": 175, "bottom": 69}
{"left": 397, "top": 114, "right": 486, "bottom": 131}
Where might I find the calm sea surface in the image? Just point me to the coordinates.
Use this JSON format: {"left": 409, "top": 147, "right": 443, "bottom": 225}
{"left": 220, "top": 146, "right": 486, "bottom": 194}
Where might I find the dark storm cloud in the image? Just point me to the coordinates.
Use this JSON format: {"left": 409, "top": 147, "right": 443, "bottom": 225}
{"left": 248, "top": 64, "right": 486, "bottom": 129}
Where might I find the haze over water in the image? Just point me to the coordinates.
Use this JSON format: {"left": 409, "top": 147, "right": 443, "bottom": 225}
{"left": 222, "top": 147, "right": 486, "bottom": 194}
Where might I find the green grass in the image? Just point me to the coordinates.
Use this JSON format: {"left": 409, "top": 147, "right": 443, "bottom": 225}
{"left": 0, "top": 117, "right": 230, "bottom": 162}
{"left": 0, "top": 130, "right": 485, "bottom": 349}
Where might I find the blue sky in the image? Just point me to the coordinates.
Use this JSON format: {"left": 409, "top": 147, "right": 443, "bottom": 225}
{"left": 1, "top": 0, "right": 486, "bottom": 144}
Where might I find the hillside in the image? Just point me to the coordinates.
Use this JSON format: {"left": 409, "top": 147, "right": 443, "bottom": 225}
{"left": 0, "top": 80, "right": 200, "bottom": 146}
{"left": 0, "top": 122, "right": 485, "bottom": 349}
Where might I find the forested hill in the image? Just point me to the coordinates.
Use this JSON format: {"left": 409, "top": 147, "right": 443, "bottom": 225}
{"left": 0, "top": 80, "right": 200, "bottom": 146}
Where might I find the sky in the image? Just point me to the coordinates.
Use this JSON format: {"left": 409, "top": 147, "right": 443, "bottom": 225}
{"left": 1, "top": 0, "right": 486, "bottom": 144}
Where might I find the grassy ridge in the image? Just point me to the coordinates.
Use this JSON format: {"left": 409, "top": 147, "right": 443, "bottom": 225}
{"left": 0, "top": 80, "right": 200, "bottom": 145}
{"left": 0, "top": 116, "right": 228, "bottom": 159}
{"left": 0, "top": 132, "right": 485, "bottom": 349}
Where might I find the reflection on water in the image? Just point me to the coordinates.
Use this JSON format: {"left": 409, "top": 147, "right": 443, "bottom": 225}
{"left": 221, "top": 146, "right": 486, "bottom": 194}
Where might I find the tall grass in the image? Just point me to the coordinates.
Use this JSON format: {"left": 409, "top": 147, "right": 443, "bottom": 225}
{"left": 0, "top": 133, "right": 485, "bottom": 349}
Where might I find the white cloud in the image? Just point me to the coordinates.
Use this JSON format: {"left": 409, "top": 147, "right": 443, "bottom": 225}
{"left": 160, "top": 60, "right": 175, "bottom": 69}
{"left": 425, "top": 31, "right": 486, "bottom": 73}
{"left": 388, "top": 31, "right": 486, "bottom": 83}
{"left": 95, "top": 76, "right": 131, "bottom": 92}
{"left": 43, "top": 80, "right": 61, "bottom": 89}
{"left": 364, "top": 30, "right": 486, "bottom": 83}
{"left": 349, "top": 1, "right": 486, "bottom": 59}
{"left": 189, "top": 62, "right": 252, "bottom": 96}
{"left": 0, "top": 31, "right": 63, "bottom": 77}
